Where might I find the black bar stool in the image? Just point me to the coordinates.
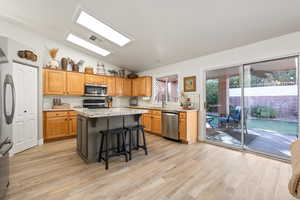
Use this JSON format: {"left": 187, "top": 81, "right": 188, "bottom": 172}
{"left": 98, "top": 118, "right": 128, "bottom": 170}
{"left": 125, "top": 114, "right": 148, "bottom": 160}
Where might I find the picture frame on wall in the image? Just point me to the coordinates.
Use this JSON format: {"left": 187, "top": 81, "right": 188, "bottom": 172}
{"left": 184, "top": 76, "right": 196, "bottom": 92}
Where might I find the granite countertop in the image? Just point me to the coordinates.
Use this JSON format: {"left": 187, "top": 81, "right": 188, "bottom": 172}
{"left": 128, "top": 106, "right": 199, "bottom": 112}
{"left": 43, "top": 108, "right": 75, "bottom": 112}
{"left": 74, "top": 108, "right": 149, "bottom": 118}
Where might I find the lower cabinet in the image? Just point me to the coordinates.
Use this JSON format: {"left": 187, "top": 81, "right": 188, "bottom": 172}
{"left": 142, "top": 113, "right": 152, "bottom": 132}
{"left": 43, "top": 111, "right": 77, "bottom": 141}
{"left": 142, "top": 110, "right": 162, "bottom": 135}
{"left": 151, "top": 115, "right": 161, "bottom": 134}
{"left": 179, "top": 111, "right": 198, "bottom": 144}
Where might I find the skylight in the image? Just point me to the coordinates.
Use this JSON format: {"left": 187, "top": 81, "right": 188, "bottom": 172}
{"left": 66, "top": 34, "right": 111, "bottom": 56}
{"left": 76, "top": 11, "right": 131, "bottom": 47}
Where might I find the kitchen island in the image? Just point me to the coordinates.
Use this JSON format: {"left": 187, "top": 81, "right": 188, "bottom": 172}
{"left": 74, "top": 108, "right": 149, "bottom": 163}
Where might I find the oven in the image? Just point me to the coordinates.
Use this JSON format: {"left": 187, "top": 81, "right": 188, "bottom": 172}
{"left": 83, "top": 99, "right": 107, "bottom": 109}
{"left": 84, "top": 84, "right": 107, "bottom": 97}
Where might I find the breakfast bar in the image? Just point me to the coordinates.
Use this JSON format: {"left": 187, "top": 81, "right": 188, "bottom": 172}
{"left": 74, "top": 108, "right": 149, "bottom": 163}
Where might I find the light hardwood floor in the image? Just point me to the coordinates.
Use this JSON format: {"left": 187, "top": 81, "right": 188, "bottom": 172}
{"left": 7, "top": 134, "right": 295, "bottom": 200}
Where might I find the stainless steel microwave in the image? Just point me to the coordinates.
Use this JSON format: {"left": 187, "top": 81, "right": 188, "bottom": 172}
{"left": 84, "top": 84, "right": 107, "bottom": 97}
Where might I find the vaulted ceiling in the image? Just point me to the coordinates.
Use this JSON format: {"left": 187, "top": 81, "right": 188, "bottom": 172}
{"left": 1, "top": 0, "right": 300, "bottom": 72}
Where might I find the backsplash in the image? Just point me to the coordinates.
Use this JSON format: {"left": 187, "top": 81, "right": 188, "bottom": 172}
{"left": 43, "top": 96, "right": 130, "bottom": 109}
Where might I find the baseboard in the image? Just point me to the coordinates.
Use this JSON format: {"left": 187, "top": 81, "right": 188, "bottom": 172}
{"left": 38, "top": 138, "right": 44, "bottom": 145}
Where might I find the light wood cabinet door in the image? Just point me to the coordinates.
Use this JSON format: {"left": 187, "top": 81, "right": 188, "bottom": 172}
{"left": 123, "top": 79, "right": 132, "bottom": 96}
{"left": 44, "top": 69, "right": 66, "bottom": 95}
{"left": 179, "top": 118, "right": 187, "bottom": 141}
{"left": 132, "top": 77, "right": 152, "bottom": 96}
{"left": 96, "top": 75, "right": 107, "bottom": 85}
{"left": 115, "top": 77, "right": 124, "bottom": 96}
{"left": 85, "top": 74, "right": 97, "bottom": 84}
{"left": 68, "top": 116, "right": 77, "bottom": 136}
{"left": 66, "top": 72, "right": 84, "bottom": 95}
{"left": 142, "top": 114, "right": 152, "bottom": 132}
{"left": 107, "top": 77, "right": 116, "bottom": 96}
{"left": 151, "top": 115, "right": 161, "bottom": 135}
{"left": 132, "top": 79, "right": 139, "bottom": 96}
{"left": 44, "top": 116, "right": 69, "bottom": 139}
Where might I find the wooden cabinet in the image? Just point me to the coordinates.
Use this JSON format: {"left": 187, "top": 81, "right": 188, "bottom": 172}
{"left": 44, "top": 69, "right": 66, "bottom": 95}
{"left": 44, "top": 69, "right": 83, "bottom": 95}
{"left": 151, "top": 115, "right": 161, "bottom": 134}
{"left": 142, "top": 113, "right": 152, "bottom": 132}
{"left": 179, "top": 118, "right": 187, "bottom": 141}
{"left": 85, "top": 74, "right": 107, "bottom": 85}
{"left": 44, "top": 69, "right": 152, "bottom": 97}
{"left": 107, "top": 76, "right": 116, "bottom": 96}
{"left": 115, "top": 77, "right": 123, "bottom": 96}
{"left": 85, "top": 74, "right": 97, "bottom": 84}
{"left": 115, "top": 78, "right": 132, "bottom": 96}
{"left": 123, "top": 79, "right": 132, "bottom": 96}
{"left": 141, "top": 109, "right": 161, "bottom": 135}
{"left": 44, "top": 116, "right": 69, "bottom": 139}
{"left": 66, "top": 72, "right": 84, "bottom": 95}
{"left": 44, "top": 111, "right": 77, "bottom": 141}
{"left": 132, "top": 76, "right": 152, "bottom": 96}
{"left": 179, "top": 111, "right": 198, "bottom": 144}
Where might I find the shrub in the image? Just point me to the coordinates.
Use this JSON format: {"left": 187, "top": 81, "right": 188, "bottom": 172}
{"left": 250, "top": 106, "right": 277, "bottom": 118}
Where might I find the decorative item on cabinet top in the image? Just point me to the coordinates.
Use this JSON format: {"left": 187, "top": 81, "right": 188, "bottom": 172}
{"left": 46, "top": 48, "right": 59, "bottom": 69}
{"left": 17, "top": 50, "right": 38, "bottom": 62}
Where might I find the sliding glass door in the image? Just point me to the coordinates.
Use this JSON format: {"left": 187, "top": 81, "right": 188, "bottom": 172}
{"left": 205, "top": 66, "right": 243, "bottom": 147}
{"left": 205, "top": 56, "right": 299, "bottom": 159}
{"left": 243, "top": 57, "right": 298, "bottom": 158}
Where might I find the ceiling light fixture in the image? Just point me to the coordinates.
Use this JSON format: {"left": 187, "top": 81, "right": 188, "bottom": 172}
{"left": 66, "top": 33, "right": 110, "bottom": 56}
{"left": 76, "top": 11, "right": 131, "bottom": 47}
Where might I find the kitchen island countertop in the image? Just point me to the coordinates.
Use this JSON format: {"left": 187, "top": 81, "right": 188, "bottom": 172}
{"left": 74, "top": 108, "right": 149, "bottom": 118}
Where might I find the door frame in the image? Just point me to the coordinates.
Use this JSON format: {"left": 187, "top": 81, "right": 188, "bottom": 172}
{"left": 202, "top": 53, "right": 300, "bottom": 161}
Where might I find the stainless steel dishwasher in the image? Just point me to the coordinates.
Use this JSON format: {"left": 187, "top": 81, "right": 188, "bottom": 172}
{"left": 162, "top": 111, "right": 179, "bottom": 140}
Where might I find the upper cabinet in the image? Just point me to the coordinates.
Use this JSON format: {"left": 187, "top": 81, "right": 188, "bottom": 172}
{"left": 123, "top": 78, "right": 132, "bottom": 96}
{"left": 106, "top": 76, "right": 116, "bottom": 96}
{"left": 115, "top": 78, "right": 132, "bottom": 96}
{"left": 66, "top": 72, "right": 85, "bottom": 95}
{"left": 43, "top": 69, "right": 152, "bottom": 97}
{"left": 44, "top": 69, "right": 66, "bottom": 95}
{"left": 132, "top": 76, "right": 152, "bottom": 96}
{"left": 85, "top": 74, "right": 107, "bottom": 85}
{"left": 44, "top": 69, "right": 84, "bottom": 95}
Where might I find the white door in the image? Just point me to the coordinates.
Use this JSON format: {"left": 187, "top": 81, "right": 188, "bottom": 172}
{"left": 12, "top": 63, "right": 38, "bottom": 153}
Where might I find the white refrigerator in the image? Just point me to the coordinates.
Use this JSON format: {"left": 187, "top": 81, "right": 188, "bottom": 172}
{"left": 0, "top": 36, "right": 39, "bottom": 198}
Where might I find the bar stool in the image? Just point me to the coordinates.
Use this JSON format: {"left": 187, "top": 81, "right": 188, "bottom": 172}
{"left": 125, "top": 114, "right": 148, "bottom": 160}
{"left": 98, "top": 127, "right": 128, "bottom": 170}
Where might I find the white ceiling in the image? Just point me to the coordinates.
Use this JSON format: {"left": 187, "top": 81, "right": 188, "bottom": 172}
{"left": 1, "top": 0, "right": 300, "bottom": 72}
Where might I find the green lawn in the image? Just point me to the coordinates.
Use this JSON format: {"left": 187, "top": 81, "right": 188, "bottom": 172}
{"left": 207, "top": 115, "right": 298, "bottom": 136}
{"left": 247, "top": 119, "right": 297, "bottom": 136}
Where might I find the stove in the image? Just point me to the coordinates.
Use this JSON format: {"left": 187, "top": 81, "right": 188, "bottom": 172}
{"left": 83, "top": 99, "right": 107, "bottom": 109}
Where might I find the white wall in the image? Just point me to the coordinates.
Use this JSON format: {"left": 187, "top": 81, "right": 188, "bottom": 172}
{"left": 0, "top": 18, "right": 121, "bottom": 140}
{"left": 139, "top": 31, "right": 300, "bottom": 141}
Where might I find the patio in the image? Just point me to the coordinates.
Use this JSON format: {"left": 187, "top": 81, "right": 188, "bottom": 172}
{"left": 206, "top": 124, "right": 297, "bottom": 158}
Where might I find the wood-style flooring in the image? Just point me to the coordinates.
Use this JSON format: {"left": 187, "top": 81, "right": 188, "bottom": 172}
{"left": 7, "top": 134, "right": 295, "bottom": 200}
